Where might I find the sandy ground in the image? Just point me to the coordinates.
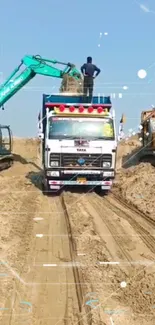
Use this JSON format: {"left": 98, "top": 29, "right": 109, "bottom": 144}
{"left": 0, "top": 137, "right": 155, "bottom": 325}
{"left": 115, "top": 136, "right": 155, "bottom": 218}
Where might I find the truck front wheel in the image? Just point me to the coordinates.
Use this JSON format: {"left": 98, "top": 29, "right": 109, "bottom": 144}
{"left": 42, "top": 180, "right": 61, "bottom": 196}
{"left": 42, "top": 182, "right": 49, "bottom": 195}
{"left": 96, "top": 186, "right": 109, "bottom": 196}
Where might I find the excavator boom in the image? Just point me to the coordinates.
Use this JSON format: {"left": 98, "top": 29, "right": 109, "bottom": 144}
{"left": 0, "top": 55, "right": 81, "bottom": 108}
{"left": 0, "top": 54, "right": 81, "bottom": 172}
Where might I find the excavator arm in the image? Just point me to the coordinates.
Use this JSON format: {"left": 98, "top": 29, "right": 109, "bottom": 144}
{"left": 0, "top": 55, "right": 81, "bottom": 108}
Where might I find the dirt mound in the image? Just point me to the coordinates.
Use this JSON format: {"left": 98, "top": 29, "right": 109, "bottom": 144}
{"left": 115, "top": 136, "right": 155, "bottom": 219}
{"left": 12, "top": 137, "right": 40, "bottom": 159}
{"left": 116, "top": 135, "right": 141, "bottom": 170}
{"left": 114, "top": 163, "right": 155, "bottom": 217}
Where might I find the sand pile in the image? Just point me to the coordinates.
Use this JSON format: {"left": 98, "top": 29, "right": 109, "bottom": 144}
{"left": 115, "top": 136, "right": 155, "bottom": 218}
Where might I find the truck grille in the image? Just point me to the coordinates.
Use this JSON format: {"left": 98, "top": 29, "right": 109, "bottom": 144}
{"left": 49, "top": 153, "right": 112, "bottom": 168}
{"left": 50, "top": 153, "right": 60, "bottom": 163}
{"left": 102, "top": 154, "right": 112, "bottom": 163}
{"left": 61, "top": 153, "right": 112, "bottom": 167}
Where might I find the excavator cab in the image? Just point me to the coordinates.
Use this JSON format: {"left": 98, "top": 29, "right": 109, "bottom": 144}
{"left": 140, "top": 110, "right": 155, "bottom": 147}
{"left": 0, "top": 125, "right": 13, "bottom": 171}
{"left": 138, "top": 110, "right": 155, "bottom": 166}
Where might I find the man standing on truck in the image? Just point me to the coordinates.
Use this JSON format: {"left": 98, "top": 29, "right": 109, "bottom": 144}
{"left": 81, "top": 57, "right": 101, "bottom": 102}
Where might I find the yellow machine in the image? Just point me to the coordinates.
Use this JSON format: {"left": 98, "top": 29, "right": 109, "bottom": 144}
{"left": 138, "top": 109, "right": 155, "bottom": 166}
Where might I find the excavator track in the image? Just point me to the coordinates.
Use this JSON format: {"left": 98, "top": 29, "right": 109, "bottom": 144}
{"left": 0, "top": 156, "right": 13, "bottom": 171}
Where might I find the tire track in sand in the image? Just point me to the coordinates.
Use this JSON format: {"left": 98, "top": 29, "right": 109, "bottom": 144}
{"left": 82, "top": 192, "right": 155, "bottom": 323}
{"left": 0, "top": 165, "right": 87, "bottom": 325}
{"left": 62, "top": 191, "right": 155, "bottom": 325}
{"left": 103, "top": 193, "right": 155, "bottom": 256}
{"left": 3, "top": 194, "right": 85, "bottom": 325}
{"left": 84, "top": 192, "right": 155, "bottom": 268}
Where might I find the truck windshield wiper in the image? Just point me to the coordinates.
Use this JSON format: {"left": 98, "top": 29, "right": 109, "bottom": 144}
{"left": 49, "top": 135, "right": 80, "bottom": 140}
{"left": 49, "top": 135, "right": 114, "bottom": 140}
{"left": 90, "top": 137, "right": 114, "bottom": 140}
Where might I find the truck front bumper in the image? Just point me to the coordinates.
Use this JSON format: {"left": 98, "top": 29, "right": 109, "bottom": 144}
{"left": 48, "top": 179, "right": 112, "bottom": 190}
{"left": 44, "top": 169, "right": 115, "bottom": 191}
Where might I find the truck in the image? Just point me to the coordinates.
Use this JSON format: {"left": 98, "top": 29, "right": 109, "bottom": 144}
{"left": 39, "top": 93, "right": 117, "bottom": 194}
{"left": 0, "top": 54, "right": 81, "bottom": 170}
{"left": 138, "top": 108, "right": 155, "bottom": 166}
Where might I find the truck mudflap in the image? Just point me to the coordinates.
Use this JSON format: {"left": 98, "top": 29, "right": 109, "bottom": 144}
{"left": 48, "top": 180, "right": 112, "bottom": 190}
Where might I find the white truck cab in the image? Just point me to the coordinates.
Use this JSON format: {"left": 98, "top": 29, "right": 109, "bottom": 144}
{"left": 39, "top": 94, "right": 117, "bottom": 194}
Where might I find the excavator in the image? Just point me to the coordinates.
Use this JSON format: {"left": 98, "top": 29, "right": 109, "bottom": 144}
{"left": 0, "top": 54, "right": 81, "bottom": 170}
{"left": 138, "top": 108, "right": 155, "bottom": 166}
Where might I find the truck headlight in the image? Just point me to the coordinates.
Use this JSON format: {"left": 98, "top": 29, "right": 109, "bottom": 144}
{"left": 46, "top": 171, "right": 59, "bottom": 177}
{"left": 103, "top": 161, "right": 111, "bottom": 167}
{"left": 50, "top": 161, "right": 59, "bottom": 167}
{"left": 103, "top": 171, "right": 114, "bottom": 177}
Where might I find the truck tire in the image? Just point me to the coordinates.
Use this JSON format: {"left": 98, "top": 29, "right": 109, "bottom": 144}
{"left": 96, "top": 186, "right": 109, "bottom": 196}
{"left": 42, "top": 182, "right": 61, "bottom": 196}
{"left": 42, "top": 182, "right": 49, "bottom": 196}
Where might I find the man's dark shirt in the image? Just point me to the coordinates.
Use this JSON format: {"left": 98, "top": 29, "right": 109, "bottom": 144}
{"left": 81, "top": 63, "right": 101, "bottom": 77}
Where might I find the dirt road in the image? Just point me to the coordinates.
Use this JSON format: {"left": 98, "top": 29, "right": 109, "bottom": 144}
{"left": 0, "top": 138, "right": 155, "bottom": 325}
{"left": 0, "top": 166, "right": 82, "bottom": 325}
{"left": 63, "top": 192, "right": 155, "bottom": 325}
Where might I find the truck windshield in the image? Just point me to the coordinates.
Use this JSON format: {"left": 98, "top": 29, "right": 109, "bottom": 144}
{"left": 48, "top": 117, "right": 114, "bottom": 140}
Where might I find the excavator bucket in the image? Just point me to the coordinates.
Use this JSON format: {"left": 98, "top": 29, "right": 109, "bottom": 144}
{"left": 0, "top": 125, "right": 13, "bottom": 171}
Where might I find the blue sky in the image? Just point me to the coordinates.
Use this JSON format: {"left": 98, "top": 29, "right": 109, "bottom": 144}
{"left": 0, "top": 0, "right": 155, "bottom": 136}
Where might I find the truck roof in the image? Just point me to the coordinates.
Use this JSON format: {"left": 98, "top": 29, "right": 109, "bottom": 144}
{"left": 43, "top": 94, "right": 112, "bottom": 107}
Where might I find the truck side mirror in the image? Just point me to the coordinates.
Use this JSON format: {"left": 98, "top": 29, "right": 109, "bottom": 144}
{"left": 117, "top": 123, "right": 124, "bottom": 141}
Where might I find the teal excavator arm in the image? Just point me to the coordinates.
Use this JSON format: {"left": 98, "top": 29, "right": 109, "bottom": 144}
{"left": 0, "top": 55, "right": 81, "bottom": 109}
